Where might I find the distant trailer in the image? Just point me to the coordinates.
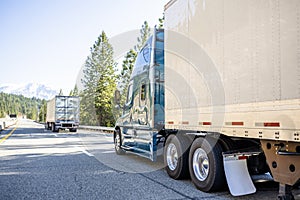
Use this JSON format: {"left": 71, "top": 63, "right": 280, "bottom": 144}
{"left": 9, "top": 114, "right": 17, "bottom": 119}
{"left": 46, "top": 96, "right": 80, "bottom": 132}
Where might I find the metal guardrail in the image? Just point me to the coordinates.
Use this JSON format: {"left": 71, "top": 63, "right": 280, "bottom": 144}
{"left": 0, "top": 119, "right": 114, "bottom": 133}
{"left": 79, "top": 125, "right": 114, "bottom": 133}
{"left": 0, "top": 118, "right": 17, "bottom": 131}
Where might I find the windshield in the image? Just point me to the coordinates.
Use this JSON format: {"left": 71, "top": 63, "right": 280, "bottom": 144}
{"left": 131, "top": 36, "right": 153, "bottom": 78}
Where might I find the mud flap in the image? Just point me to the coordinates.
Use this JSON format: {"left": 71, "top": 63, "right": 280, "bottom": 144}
{"left": 223, "top": 154, "right": 256, "bottom": 196}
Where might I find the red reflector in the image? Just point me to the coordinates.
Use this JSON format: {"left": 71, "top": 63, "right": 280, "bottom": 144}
{"left": 167, "top": 121, "right": 174, "bottom": 125}
{"left": 203, "top": 122, "right": 211, "bottom": 126}
{"left": 182, "top": 121, "right": 189, "bottom": 125}
{"left": 238, "top": 156, "right": 248, "bottom": 160}
{"left": 264, "top": 122, "right": 280, "bottom": 127}
{"left": 232, "top": 122, "right": 244, "bottom": 126}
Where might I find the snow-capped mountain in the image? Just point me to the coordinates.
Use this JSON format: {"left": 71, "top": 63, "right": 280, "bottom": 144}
{"left": 0, "top": 83, "right": 59, "bottom": 100}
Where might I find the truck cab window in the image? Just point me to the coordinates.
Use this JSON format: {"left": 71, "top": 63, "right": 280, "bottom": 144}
{"left": 155, "top": 31, "right": 164, "bottom": 65}
{"left": 142, "top": 45, "right": 150, "bottom": 63}
{"left": 135, "top": 44, "right": 151, "bottom": 68}
{"left": 131, "top": 36, "right": 153, "bottom": 77}
{"left": 141, "top": 84, "right": 146, "bottom": 102}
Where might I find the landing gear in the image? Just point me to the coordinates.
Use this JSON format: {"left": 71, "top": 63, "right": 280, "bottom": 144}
{"left": 261, "top": 140, "right": 299, "bottom": 200}
{"left": 278, "top": 184, "right": 295, "bottom": 200}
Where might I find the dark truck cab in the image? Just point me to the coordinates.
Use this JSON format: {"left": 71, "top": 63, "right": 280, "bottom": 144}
{"left": 114, "top": 28, "right": 164, "bottom": 161}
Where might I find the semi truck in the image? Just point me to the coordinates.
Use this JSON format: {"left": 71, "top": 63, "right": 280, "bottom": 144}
{"left": 114, "top": 0, "right": 300, "bottom": 198}
{"left": 46, "top": 96, "right": 79, "bottom": 132}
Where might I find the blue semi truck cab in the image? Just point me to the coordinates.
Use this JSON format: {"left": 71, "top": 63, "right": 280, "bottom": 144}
{"left": 114, "top": 28, "right": 164, "bottom": 161}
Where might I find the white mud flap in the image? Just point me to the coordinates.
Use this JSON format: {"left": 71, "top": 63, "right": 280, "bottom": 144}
{"left": 223, "top": 154, "right": 256, "bottom": 196}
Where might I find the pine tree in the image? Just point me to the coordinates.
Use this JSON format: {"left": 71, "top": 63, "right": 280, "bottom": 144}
{"left": 69, "top": 85, "right": 78, "bottom": 96}
{"left": 118, "top": 21, "right": 151, "bottom": 108}
{"left": 38, "top": 100, "right": 47, "bottom": 122}
{"left": 134, "top": 21, "right": 151, "bottom": 52}
{"left": 119, "top": 49, "right": 137, "bottom": 106}
{"left": 158, "top": 13, "right": 165, "bottom": 29}
{"left": 58, "top": 89, "right": 64, "bottom": 96}
{"left": 81, "top": 54, "right": 98, "bottom": 125}
{"left": 81, "top": 31, "right": 117, "bottom": 126}
{"left": 72, "top": 85, "right": 79, "bottom": 96}
{"left": 94, "top": 31, "right": 117, "bottom": 127}
{"left": 80, "top": 37, "right": 104, "bottom": 125}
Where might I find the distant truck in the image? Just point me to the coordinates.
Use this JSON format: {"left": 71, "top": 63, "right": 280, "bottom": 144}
{"left": 114, "top": 0, "right": 300, "bottom": 198}
{"left": 46, "top": 96, "right": 79, "bottom": 132}
{"left": 9, "top": 114, "right": 17, "bottom": 119}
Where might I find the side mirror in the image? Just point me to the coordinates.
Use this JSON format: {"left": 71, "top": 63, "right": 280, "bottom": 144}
{"left": 114, "top": 90, "right": 121, "bottom": 105}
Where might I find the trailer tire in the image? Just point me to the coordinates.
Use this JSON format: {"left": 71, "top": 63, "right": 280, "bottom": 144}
{"left": 164, "top": 134, "right": 190, "bottom": 180}
{"left": 189, "top": 137, "right": 226, "bottom": 192}
{"left": 114, "top": 129, "right": 125, "bottom": 155}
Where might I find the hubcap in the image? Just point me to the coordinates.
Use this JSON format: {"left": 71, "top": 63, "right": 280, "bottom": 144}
{"left": 166, "top": 143, "right": 178, "bottom": 171}
{"left": 192, "top": 148, "right": 209, "bottom": 181}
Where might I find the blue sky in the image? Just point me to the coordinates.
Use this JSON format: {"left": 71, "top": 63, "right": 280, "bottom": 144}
{"left": 0, "top": 0, "right": 168, "bottom": 94}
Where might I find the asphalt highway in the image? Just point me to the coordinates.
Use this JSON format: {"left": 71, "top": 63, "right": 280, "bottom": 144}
{"left": 0, "top": 119, "right": 299, "bottom": 200}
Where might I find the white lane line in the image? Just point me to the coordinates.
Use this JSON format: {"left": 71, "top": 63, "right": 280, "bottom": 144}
{"left": 76, "top": 146, "right": 94, "bottom": 157}
{"left": 102, "top": 150, "right": 115, "bottom": 154}
{"left": 82, "top": 149, "right": 94, "bottom": 157}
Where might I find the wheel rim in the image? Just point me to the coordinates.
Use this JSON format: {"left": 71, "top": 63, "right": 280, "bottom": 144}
{"left": 192, "top": 148, "right": 209, "bottom": 181}
{"left": 115, "top": 133, "right": 121, "bottom": 151}
{"left": 166, "top": 143, "right": 178, "bottom": 171}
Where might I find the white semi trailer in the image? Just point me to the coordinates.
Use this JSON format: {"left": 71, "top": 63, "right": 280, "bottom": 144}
{"left": 46, "top": 96, "right": 79, "bottom": 132}
{"left": 114, "top": 0, "right": 300, "bottom": 198}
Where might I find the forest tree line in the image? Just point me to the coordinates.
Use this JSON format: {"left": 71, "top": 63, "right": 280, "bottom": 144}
{"left": 0, "top": 88, "right": 78, "bottom": 122}
{"left": 0, "top": 92, "right": 46, "bottom": 121}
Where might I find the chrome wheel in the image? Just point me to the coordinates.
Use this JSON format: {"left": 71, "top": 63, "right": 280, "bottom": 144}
{"left": 189, "top": 138, "right": 226, "bottom": 192}
{"left": 192, "top": 148, "right": 209, "bottom": 181}
{"left": 166, "top": 143, "right": 178, "bottom": 171}
{"left": 164, "top": 134, "right": 190, "bottom": 179}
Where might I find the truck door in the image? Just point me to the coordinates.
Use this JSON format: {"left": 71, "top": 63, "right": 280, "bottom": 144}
{"left": 133, "top": 80, "right": 152, "bottom": 153}
{"left": 133, "top": 82, "right": 149, "bottom": 124}
{"left": 120, "top": 83, "right": 135, "bottom": 147}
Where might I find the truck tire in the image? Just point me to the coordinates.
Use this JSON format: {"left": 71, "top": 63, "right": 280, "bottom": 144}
{"left": 51, "top": 123, "right": 58, "bottom": 133}
{"left": 164, "top": 134, "right": 191, "bottom": 180}
{"left": 69, "top": 128, "right": 77, "bottom": 132}
{"left": 189, "top": 137, "right": 226, "bottom": 192}
{"left": 46, "top": 122, "right": 51, "bottom": 130}
{"left": 114, "top": 129, "right": 125, "bottom": 155}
